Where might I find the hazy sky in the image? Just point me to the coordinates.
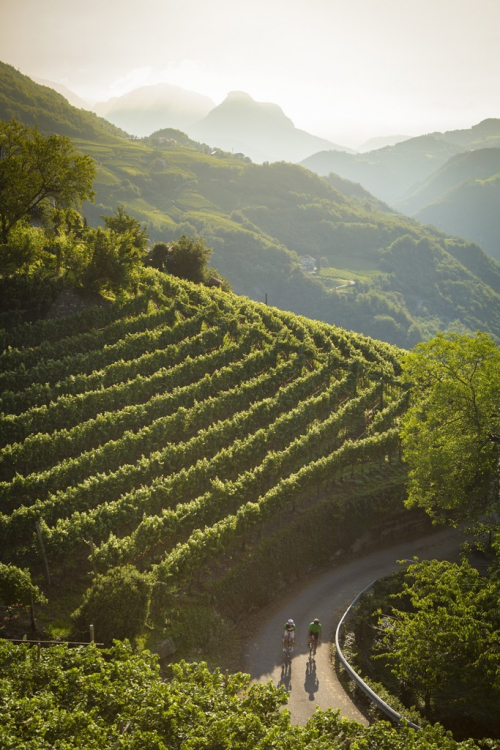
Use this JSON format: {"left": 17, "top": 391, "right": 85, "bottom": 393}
{"left": 2, "top": 0, "right": 499, "bottom": 147}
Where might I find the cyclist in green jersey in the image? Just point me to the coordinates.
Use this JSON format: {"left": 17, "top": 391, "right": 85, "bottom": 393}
{"left": 307, "top": 618, "right": 322, "bottom": 654}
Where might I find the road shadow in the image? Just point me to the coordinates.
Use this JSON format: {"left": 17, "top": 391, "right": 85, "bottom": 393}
{"left": 304, "top": 658, "right": 319, "bottom": 701}
{"left": 278, "top": 657, "right": 292, "bottom": 692}
{"left": 267, "top": 642, "right": 308, "bottom": 671}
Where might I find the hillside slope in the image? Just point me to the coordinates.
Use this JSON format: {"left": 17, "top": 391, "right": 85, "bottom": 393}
{"left": 415, "top": 176, "right": 500, "bottom": 262}
{"left": 394, "top": 149, "right": 500, "bottom": 262}
{"left": 301, "top": 120, "right": 500, "bottom": 206}
{"left": 300, "top": 135, "right": 462, "bottom": 203}
{"left": 0, "top": 271, "right": 409, "bottom": 650}
{"left": 0, "top": 61, "right": 127, "bottom": 141}
{"left": 395, "top": 148, "right": 500, "bottom": 215}
{"left": 2, "top": 62, "right": 500, "bottom": 347}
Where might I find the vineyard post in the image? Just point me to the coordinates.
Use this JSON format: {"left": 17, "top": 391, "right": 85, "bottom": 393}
{"left": 85, "top": 537, "right": 97, "bottom": 574}
{"left": 29, "top": 590, "right": 36, "bottom": 632}
{"left": 89, "top": 624, "right": 95, "bottom": 642}
{"left": 35, "top": 519, "right": 51, "bottom": 587}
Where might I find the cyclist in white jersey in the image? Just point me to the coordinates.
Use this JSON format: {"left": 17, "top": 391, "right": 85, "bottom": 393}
{"left": 282, "top": 618, "right": 296, "bottom": 651}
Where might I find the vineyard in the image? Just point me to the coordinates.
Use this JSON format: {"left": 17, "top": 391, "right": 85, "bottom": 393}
{"left": 319, "top": 267, "right": 383, "bottom": 283}
{"left": 0, "top": 269, "right": 410, "bottom": 643}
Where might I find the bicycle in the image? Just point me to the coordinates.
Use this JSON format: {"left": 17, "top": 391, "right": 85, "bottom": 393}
{"left": 308, "top": 637, "right": 318, "bottom": 659}
{"left": 283, "top": 635, "right": 294, "bottom": 659}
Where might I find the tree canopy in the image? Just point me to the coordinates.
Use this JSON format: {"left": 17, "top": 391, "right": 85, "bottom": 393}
{"left": 0, "top": 119, "right": 96, "bottom": 243}
{"left": 374, "top": 558, "right": 500, "bottom": 730}
{"left": 102, "top": 205, "right": 148, "bottom": 254}
{"left": 149, "top": 234, "right": 212, "bottom": 283}
{"left": 0, "top": 562, "right": 47, "bottom": 609}
{"left": 0, "top": 640, "right": 481, "bottom": 749}
{"left": 400, "top": 332, "right": 500, "bottom": 526}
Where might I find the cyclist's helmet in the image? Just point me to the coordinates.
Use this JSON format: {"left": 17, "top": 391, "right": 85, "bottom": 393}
{"left": 287, "top": 618, "right": 294, "bottom": 625}
{"left": 313, "top": 618, "right": 320, "bottom": 624}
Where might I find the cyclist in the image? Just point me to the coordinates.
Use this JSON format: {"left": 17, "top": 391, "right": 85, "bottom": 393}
{"left": 282, "top": 618, "right": 296, "bottom": 651}
{"left": 307, "top": 618, "right": 322, "bottom": 654}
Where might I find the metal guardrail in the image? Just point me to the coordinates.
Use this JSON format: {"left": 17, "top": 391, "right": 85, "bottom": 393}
{"left": 3, "top": 638, "right": 104, "bottom": 646}
{"left": 1, "top": 624, "right": 102, "bottom": 647}
{"left": 335, "top": 579, "right": 420, "bottom": 730}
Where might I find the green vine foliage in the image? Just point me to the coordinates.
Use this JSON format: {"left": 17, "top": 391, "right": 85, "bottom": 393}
{"left": 1, "top": 271, "right": 408, "bottom": 631}
{"left": 70, "top": 565, "right": 152, "bottom": 645}
{"left": 0, "top": 640, "right": 482, "bottom": 749}
{"left": 0, "top": 562, "right": 47, "bottom": 608}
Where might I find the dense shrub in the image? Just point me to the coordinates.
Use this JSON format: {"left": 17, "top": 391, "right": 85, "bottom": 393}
{"left": 71, "top": 565, "right": 152, "bottom": 645}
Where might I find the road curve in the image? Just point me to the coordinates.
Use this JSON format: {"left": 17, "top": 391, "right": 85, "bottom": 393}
{"left": 242, "top": 527, "right": 464, "bottom": 726}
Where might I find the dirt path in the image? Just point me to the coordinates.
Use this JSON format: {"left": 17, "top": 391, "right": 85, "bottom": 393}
{"left": 242, "top": 527, "right": 464, "bottom": 726}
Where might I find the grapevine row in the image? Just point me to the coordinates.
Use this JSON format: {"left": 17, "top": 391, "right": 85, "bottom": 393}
{"left": 4, "top": 295, "right": 270, "bottom": 399}
{"left": 0, "top": 350, "right": 304, "bottom": 505}
{"left": 0, "top": 288, "right": 153, "bottom": 356}
{"left": 0, "top": 306, "right": 208, "bottom": 409}
{"left": 91, "top": 380, "right": 386, "bottom": 570}
{"left": 43, "top": 371, "right": 388, "bottom": 559}
{"left": 153, "top": 428, "right": 401, "bottom": 584}
{"left": 4, "top": 362, "right": 346, "bottom": 553}
{"left": 0, "top": 356, "right": 340, "bottom": 546}
{"left": 0, "top": 324, "right": 269, "bottom": 447}
{"left": 0, "top": 299, "right": 185, "bottom": 386}
{"left": 0, "top": 336, "right": 296, "bottom": 479}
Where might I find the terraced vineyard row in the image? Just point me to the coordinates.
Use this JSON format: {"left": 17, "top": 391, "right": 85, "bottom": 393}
{"left": 1, "top": 270, "right": 407, "bottom": 620}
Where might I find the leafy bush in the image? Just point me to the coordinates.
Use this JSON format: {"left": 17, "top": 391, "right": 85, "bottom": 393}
{"left": 0, "top": 562, "right": 47, "bottom": 608}
{"left": 0, "top": 640, "right": 483, "bottom": 749}
{"left": 71, "top": 565, "right": 152, "bottom": 645}
{"left": 147, "top": 234, "right": 212, "bottom": 282}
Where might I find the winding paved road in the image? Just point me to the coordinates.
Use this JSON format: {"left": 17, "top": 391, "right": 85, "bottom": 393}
{"left": 242, "top": 527, "right": 464, "bottom": 725}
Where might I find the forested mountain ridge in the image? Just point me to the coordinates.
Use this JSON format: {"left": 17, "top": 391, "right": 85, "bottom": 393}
{"left": 431, "top": 117, "right": 500, "bottom": 148}
{"left": 415, "top": 176, "right": 500, "bottom": 263}
{"left": 301, "top": 119, "right": 500, "bottom": 264}
{"left": 301, "top": 119, "right": 500, "bottom": 205}
{"left": 395, "top": 148, "right": 500, "bottom": 262}
{"left": 2, "top": 61, "right": 500, "bottom": 347}
{"left": 0, "top": 61, "right": 127, "bottom": 140}
{"left": 300, "top": 135, "right": 464, "bottom": 203}
{"left": 395, "top": 148, "right": 500, "bottom": 216}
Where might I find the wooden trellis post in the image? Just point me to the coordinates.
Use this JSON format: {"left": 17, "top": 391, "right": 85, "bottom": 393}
{"left": 35, "top": 519, "right": 51, "bottom": 587}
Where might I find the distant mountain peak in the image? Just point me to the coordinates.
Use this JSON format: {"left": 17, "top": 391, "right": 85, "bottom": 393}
{"left": 226, "top": 90, "right": 254, "bottom": 101}
{"left": 202, "top": 91, "right": 295, "bottom": 131}
{"left": 95, "top": 82, "right": 214, "bottom": 109}
{"left": 92, "top": 83, "right": 215, "bottom": 136}
{"left": 187, "top": 91, "right": 353, "bottom": 162}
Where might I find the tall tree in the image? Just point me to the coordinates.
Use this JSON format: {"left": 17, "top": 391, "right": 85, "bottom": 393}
{"left": 375, "top": 558, "right": 500, "bottom": 716}
{"left": 0, "top": 563, "right": 47, "bottom": 631}
{"left": 401, "top": 332, "right": 500, "bottom": 526}
{"left": 163, "top": 234, "right": 212, "bottom": 283}
{"left": 102, "top": 204, "right": 148, "bottom": 254}
{"left": 0, "top": 119, "right": 95, "bottom": 243}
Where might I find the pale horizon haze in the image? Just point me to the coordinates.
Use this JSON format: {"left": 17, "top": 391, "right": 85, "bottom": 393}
{"left": 1, "top": 0, "right": 499, "bottom": 148}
